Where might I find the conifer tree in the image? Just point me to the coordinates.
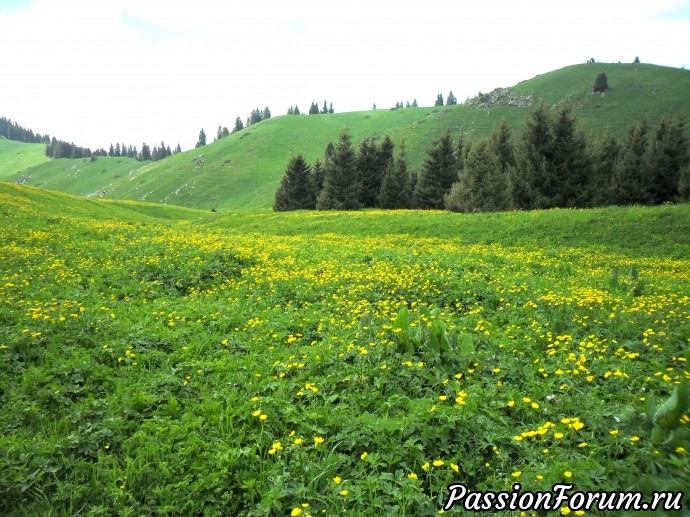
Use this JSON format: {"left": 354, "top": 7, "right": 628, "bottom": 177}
{"left": 446, "top": 90, "right": 457, "bottom": 105}
{"left": 233, "top": 116, "right": 244, "bottom": 133}
{"left": 357, "top": 138, "right": 382, "bottom": 207}
{"left": 273, "top": 154, "right": 315, "bottom": 211}
{"left": 329, "top": 102, "right": 334, "bottom": 114}
{"left": 613, "top": 118, "right": 651, "bottom": 205}
{"left": 321, "top": 100, "right": 328, "bottom": 114}
{"left": 589, "top": 132, "right": 619, "bottom": 207}
{"left": 195, "top": 128, "right": 206, "bottom": 148}
{"left": 294, "top": 105, "right": 301, "bottom": 115}
{"left": 434, "top": 93, "right": 444, "bottom": 106}
{"left": 511, "top": 101, "right": 553, "bottom": 209}
{"left": 550, "top": 104, "right": 591, "bottom": 207}
{"left": 379, "top": 143, "right": 410, "bottom": 209}
{"left": 647, "top": 116, "right": 689, "bottom": 204}
{"left": 311, "top": 159, "right": 325, "bottom": 197}
{"left": 317, "top": 130, "right": 360, "bottom": 210}
{"left": 445, "top": 138, "right": 509, "bottom": 213}
{"left": 413, "top": 131, "right": 458, "bottom": 209}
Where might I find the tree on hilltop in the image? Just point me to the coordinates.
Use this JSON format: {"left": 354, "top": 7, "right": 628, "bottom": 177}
{"left": 195, "top": 128, "right": 206, "bottom": 148}
{"left": 434, "top": 93, "right": 444, "bottom": 106}
{"left": 446, "top": 91, "right": 457, "bottom": 105}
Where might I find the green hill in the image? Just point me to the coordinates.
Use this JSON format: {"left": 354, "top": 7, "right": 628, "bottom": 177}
{"left": 3, "top": 62, "right": 689, "bottom": 210}
{"left": 0, "top": 138, "right": 51, "bottom": 181}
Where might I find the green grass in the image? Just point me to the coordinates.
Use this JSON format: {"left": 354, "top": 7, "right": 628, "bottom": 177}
{"left": 3, "top": 63, "right": 689, "bottom": 211}
{"left": 0, "top": 138, "right": 51, "bottom": 181}
{"left": 1, "top": 184, "right": 689, "bottom": 515}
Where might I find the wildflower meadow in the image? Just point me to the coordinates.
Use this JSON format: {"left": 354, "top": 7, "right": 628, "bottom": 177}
{"left": 1, "top": 186, "right": 689, "bottom": 515}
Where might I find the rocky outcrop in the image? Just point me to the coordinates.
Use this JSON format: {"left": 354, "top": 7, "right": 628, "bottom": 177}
{"left": 464, "top": 88, "right": 533, "bottom": 108}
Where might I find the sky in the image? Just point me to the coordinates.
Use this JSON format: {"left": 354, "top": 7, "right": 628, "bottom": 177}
{"left": 1, "top": 0, "right": 689, "bottom": 151}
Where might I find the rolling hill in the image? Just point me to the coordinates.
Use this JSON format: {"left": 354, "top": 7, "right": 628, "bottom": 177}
{"left": 2, "top": 62, "right": 689, "bottom": 210}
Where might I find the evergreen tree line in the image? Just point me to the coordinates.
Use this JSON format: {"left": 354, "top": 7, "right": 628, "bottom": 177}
{"left": 209, "top": 107, "right": 273, "bottom": 146}
{"left": 1, "top": 116, "right": 50, "bottom": 144}
{"left": 274, "top": 103, "right": 690, "bottom": 212}
{"left": 48, "top": 140, "right": 181, "bottom": 161}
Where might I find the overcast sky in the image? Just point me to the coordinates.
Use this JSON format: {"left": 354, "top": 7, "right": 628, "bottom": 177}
{"left": 1, "top": 0, "right": 689, "bottom": 151}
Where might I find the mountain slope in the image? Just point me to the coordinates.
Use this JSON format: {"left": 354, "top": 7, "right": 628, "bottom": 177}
{"left": 4, "top": 62, "right": 690, "bottom": 209}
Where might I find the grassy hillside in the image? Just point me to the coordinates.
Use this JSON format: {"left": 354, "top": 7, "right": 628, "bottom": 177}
{"left": 3, "top": 62, "right": 689, "bottom": 210}
{"left": 2, "top": 184, "right": 689, "bottom": 515}
{"left": 0, "top": 138, "right": 50, "bottom": 180}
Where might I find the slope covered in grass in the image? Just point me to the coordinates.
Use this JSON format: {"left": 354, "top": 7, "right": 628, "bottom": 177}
{"left": 0, "top": 138, "right": 50, "bottom": 181}
{"left": 3, "top": 63, "right": 689, "bottom": 210}
{"left": 2, "top": 185, "right": 689, "bottom": 515}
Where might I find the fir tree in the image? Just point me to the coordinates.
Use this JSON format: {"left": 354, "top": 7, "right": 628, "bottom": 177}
{"left": 446, "top": 91, "right": 457, "bottom": 105}
{"left": 273, "top": 154, "right": 316, "bottom": 211}
{"left": 445, "top": 137, "right": 509, "bottom": 213}
{"left": 195, "top": 128, "right": 207, "bottom": 148}
{"left": 511, "top": 101, "right": 553, "bottom": 209}
{"left": 294, "top": 105, "right": 301, "bottom": 115}
{"left": 141, "top": 143, "right": 152, "bottom": 161}
{"left": 329, "top": 102, "right": 334, "bottom": 114}
{"left": 233, "top": 116, "right": 244, "bottom": 133}
{"left": 263, "top": 106, "right": 272, "bottom": 120}
{"left": 317, "top": 130, "right": 361, "bottom": 210}
{"left": 357, "top": 138, "right": 382, "bottom": 207}
{"left": 613, "top": 118, "right": 651, "bottom": 205}
{"left": 589, "top": 132, "right": 620, "bottom": 206}
{"left": 321, "top": 100, "right": 328, "bottom": 114}
{"left": 413, "top": 131, "right": 458, "bottom": 209}
{"left": 550, "top": 104, "right": 592, "bottom": 207}
{"left": 593, "top": 72, "right": 609, "bottom": 93}
{"left": 309, "top": 102, "right": 319, "bottom": 115}
{"left": 311, "top": 159, "right": 325, "bottom": 197}
{"left": 647, "top": 116, "right": 689, "bottom": 204}
{"left": 379, "top": 143, "right": 410, "bottom": 209}
{"left": 434, "top": 93, "right": 444, "bottom": 106}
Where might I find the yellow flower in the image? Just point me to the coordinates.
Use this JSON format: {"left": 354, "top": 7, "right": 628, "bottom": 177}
{"left": 630, "top": 436, "right": 640, "bottom": 442}
{"left": 339, "top": 490, "right": 348, "bottom": 496}
{"left": 360, "top": 451, "right": 368, "bottom": 460}
{"left": 560, "top": 507, "right": 571, "bottom": 515}
{"left": 512, "top": 471, "right": 522, "bottom": 478}
{"left": 422, "top": 462, "right": 430, "bottom": 471}
{"left": 439, "top": 395, "right": 448, "bottom": 401}
{"left": 333, "top": 476, "right": 341, "bottom": 484}
{"left": 676, "top": 446, "right": 687, "bottom": 454}
{"left": 294, "top": 438, "right": 303, "bottom": 445}
{"left": 522, "top": 397, "right": 531, "bottom": 403}
{"left": 609, "top": 429, "right": 619, "bottom": 436}
{"left": 259, "top": 414, "right": 268, "bottom": 421}
{"left": 507, "top": 400, "right": 515, "bottom": 407}
{"left": 291, "top": 509, "right": 302, "bottom": 517}
{"left": 564, "top": 471, "right": 572, "bottom": 478}
{"left": 251, "top": 409, "right": 262, "bottom": 417}
{"left": 531, "top": 402, "right": 540, "bottom": 409}
{"left": 554, "top": 432, "right": 564, "bottom": 439}
{"left": 314, "top": 436, "right": 324, "bottom": 446}
{"left": 433, "top": 459, "right": 444, "bottom": 467}
{"left": 577, "top": 442, "right": 587, "bottom": 448}
{"left": 450, "top": 463, "right": 459, "bottom": 473}
{"left": 407, "top": 472, "right": 418, "bottom": 480}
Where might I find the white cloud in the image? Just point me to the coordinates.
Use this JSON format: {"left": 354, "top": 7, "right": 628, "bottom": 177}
{"left": 1, "top": 0, "right": 688, "bottom": 151}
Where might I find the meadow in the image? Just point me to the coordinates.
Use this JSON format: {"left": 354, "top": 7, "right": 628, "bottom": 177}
{"left": 1, "top": 183, "right": 689, "bottom": 515}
